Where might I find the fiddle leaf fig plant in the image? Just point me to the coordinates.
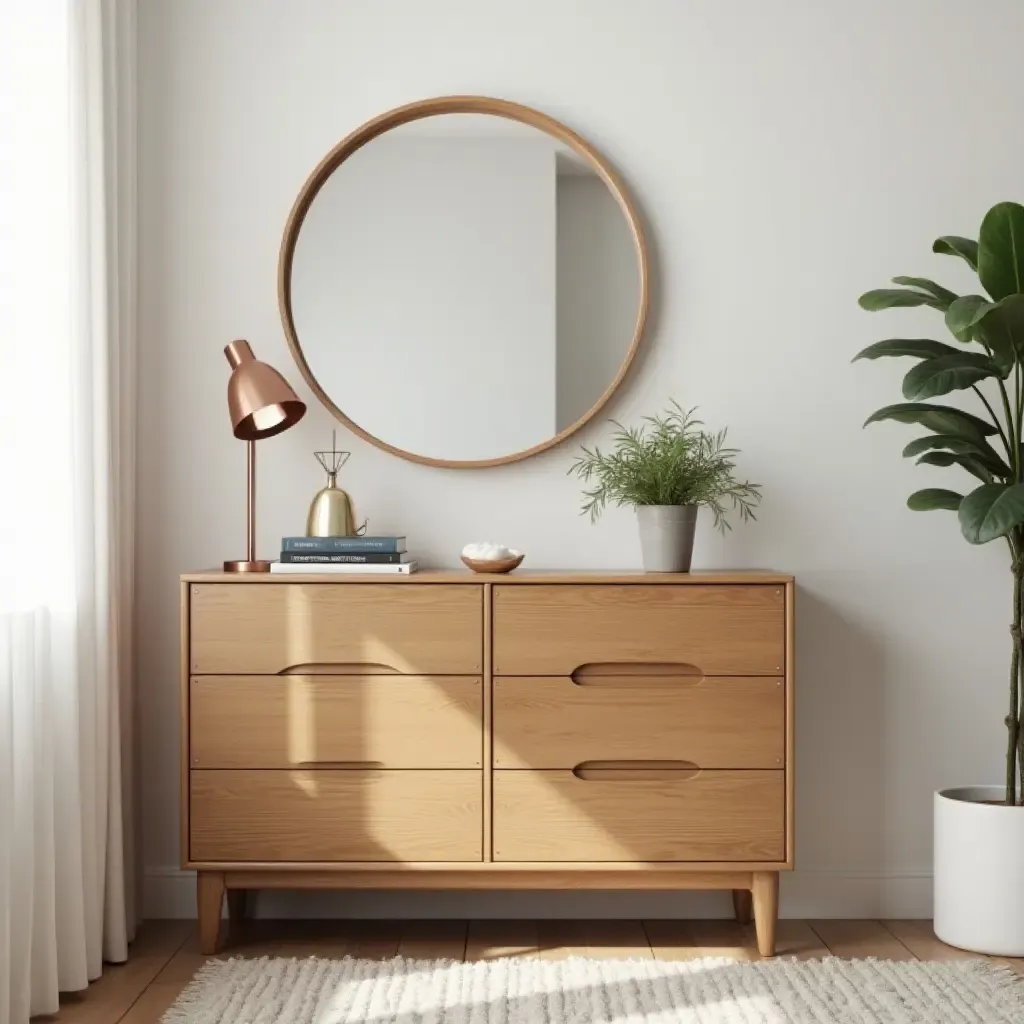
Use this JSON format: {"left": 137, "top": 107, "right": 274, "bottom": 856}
{"left": 857, "top": 200, "right": 1024, "bottom": 806}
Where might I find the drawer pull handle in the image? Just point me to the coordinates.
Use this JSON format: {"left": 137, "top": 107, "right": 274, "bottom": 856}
{"left": 570, "top": 663, "right": 705, "bottom": 687}
{"left": 573, "top": 760, "right": 701, "bottom": 781}
{"left": 279, "top": 662, "right": 400, "bottom": 675}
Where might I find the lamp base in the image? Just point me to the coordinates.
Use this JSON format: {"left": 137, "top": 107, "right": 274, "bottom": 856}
{"left": 223, "top": 559, "right": 272, "bottom": 573}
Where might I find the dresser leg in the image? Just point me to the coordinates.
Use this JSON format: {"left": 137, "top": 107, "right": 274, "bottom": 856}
{"left": 197, "top": 871, "right": 225, "bottom": 954}
{"left": 732, "top": 888, "right": 752, "bottom": 924}
{"left": 752, "top": 871, "right": 779, "bottom": 957}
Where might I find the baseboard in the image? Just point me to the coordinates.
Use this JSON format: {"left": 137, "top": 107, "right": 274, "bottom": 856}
{"left": 144, "top": 866, "right": 932, "bottom": 920}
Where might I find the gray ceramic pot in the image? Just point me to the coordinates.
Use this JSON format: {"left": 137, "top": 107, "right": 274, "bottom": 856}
{"left": 636, "top": 505, "right": 698, "bottom": 572}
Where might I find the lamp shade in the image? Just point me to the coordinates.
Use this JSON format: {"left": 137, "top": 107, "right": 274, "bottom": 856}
{"left": 224, "top": 340, "right": 306, "bottom": 440}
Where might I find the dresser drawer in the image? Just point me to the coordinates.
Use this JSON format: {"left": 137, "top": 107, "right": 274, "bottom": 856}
{"left": 189, "top": 583, "right": 482, "bottom": 674}
{"left": 191, "top": 675, "right": 482, "bottom": 769}
{"left": 190, "top": 769, "right": 482, "bottom": 862}
{"left": 492, "top": 585, "right": 784, "bottom": 676}
{"left": 493, "top": 676, "right": 784, "bottom": 769}
{"left": 493, "top": 769, "right": 784, "bottom": 862}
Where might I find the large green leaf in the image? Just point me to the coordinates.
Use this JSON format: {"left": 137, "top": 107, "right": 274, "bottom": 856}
{"left": 853, "top": 338, "right": 959, "bottom": 362}
{"left": 859, "top": 288, "right": 946, "bottom": 311}
{"left": 891, "top": 277, "right": 958, "bottom": 310}
{"left": 975, "top": 294, "right": 1024, "bottom": 371}
{"left": 978, "top": 202, "right": 1024, "bottom": 300}
{"left": 907, "top": 488, "right": 963, "bottom": 511}
{"left": 933, "top": 236, "right": 979, "bottom": 271}
{"left": 863, "top": 403, "right": 999, "bottom": 443}
{"left": 901, "top": 353, "right": 998, "bottom": 400}
{"left": 901, "top": 433, "right": 1010, "bottom": 475}
{"left": 915, "top": 450, "right": 992, "bottom": 482}
{"left": 959, "top": 482, "right": 1024, "bottom": 543}
{"left": 945, "top": 294, "right": 994, "bottom": 345}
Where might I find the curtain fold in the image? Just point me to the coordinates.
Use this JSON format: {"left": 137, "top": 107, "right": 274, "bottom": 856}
{"left": 0, "top": 2, "right": 137, "bottom": 1021}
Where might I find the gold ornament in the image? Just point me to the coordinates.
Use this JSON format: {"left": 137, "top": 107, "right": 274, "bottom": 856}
{"left": 306, "top": 431, "right": 365, "bottom": 537}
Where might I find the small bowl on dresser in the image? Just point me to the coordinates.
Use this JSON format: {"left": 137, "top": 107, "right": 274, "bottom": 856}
{"left": 461, "top": 552, "right": 524, "bottom": 574}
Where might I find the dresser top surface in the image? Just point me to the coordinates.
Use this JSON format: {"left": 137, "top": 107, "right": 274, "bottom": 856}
{"left": 181, "top": 569, "right": 794, "bottom": 584}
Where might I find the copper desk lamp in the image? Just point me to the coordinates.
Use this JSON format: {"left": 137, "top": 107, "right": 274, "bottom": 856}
{"left": 223, "top": 340, "right": 306, "bottom": 572}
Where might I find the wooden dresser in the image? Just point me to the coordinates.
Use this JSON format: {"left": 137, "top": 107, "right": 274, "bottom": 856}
{"left": 180, "top": 570, "right": 794, "bottom": 955}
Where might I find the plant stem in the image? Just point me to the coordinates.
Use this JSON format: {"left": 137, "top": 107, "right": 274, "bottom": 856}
{"left": 973, "top": 384, "right": 1012, "bottom": 459}
{"left": 1017, "top": 533, "right": 1024, "bottom": 805}
{"left": 1011, "top": 552, "right": 1023, "bottom": 806}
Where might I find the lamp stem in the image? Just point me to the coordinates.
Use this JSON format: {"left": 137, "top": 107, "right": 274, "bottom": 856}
{"left": 223, "top": 439, "right": 271, "bottom": 572}
{"left": 247, "top": 439, "right": 256, "bottom": 563}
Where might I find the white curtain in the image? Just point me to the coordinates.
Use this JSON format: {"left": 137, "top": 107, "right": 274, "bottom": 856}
{"left": 0, "top": 2, "right": 137, "bottom": 1022}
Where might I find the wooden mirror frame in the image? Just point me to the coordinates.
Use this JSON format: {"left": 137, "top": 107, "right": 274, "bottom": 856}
{"left": 278, "top": 95, "right": 649, "bottom": 469}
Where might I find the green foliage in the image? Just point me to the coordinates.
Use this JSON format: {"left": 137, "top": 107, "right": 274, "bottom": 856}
{"left": 978, "top": 203, "right": 1024, "bottom": 300}
{"left": 959, "top": 483, "right": 1024, "bottom": 544}
{"left": 857, "top": 200, "right": 1024, "bottom": 806}
{"left": 945, "top": 295, "right": 993, "bottom": 344}
{"left": 567, "top": 403, "right": 761, "bottom": 531}
{"left": 853, "top": 338, "right": 959, "bottom": 361}
{"left": 933, "top": 235, "right": 979, "bottom": 270}
{"left": 907, "top": 488, "right": 964, "bottom": 512}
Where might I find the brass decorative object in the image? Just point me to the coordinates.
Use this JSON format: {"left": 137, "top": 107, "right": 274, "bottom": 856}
{"left": 306, "top": 431, "right": 364, "bottom": 537}
{"left": 222, "top": 339, "right": 306, "bottom": 572}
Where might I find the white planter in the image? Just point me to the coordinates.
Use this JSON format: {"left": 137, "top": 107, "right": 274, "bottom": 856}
{"left": 934, "top": 786, "right": 1024, "bottom": 955}
{"left": 636, "top": 505, "right": 697, "bottom": 572}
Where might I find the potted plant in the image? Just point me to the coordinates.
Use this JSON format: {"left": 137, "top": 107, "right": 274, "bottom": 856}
{"left": 857, "top": 200, "right": 1024, "bottom": 955}
{"left": 568, "top": 402, "right": 761, "bottom": 571}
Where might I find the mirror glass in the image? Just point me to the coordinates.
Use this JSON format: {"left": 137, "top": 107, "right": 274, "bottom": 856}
{"left": 287, "top": 111, "right": 644, "bottom": 465}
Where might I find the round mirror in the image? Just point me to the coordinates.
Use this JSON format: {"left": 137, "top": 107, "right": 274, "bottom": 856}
{"left": 279, "top": 97, "right": 648, "bottom": 468}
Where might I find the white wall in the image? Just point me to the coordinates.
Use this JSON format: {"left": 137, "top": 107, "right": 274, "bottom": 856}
{"left": 137, "top": 0, "right": 1024, "bottom": 919}
{"left": 291, "top": 133, "right": 557, "bottom": 462}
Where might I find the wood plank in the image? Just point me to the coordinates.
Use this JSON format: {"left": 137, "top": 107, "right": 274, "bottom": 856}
{"left": 882, "top": 920, "right": 1024, "bottom": 974}
{"left": 535, "top": 920, "right": 591, "bottom": 960}
{"left": 118, "top": 932, "right": 219, "bottom": 1024}
{"left": 189, "top": 582, "right": 483, "bottom": 674}
{"left": 493, "top": 584, "right": 785, "bottom": 676}
{"left": 337, "top": 920, "right": 403, "bottom": 959}
{"left": 809, "top": 920, "right": 916, "bottom": 960}
{"left": 191, "top": 676, "right": 483, "bottom": 769}
{"left": 493, "top": 769, "right": 785, "bottom": 862}
{"left": 775, "top": 920, "right": 831, "bottom": 960}
{"left": 53, "top": 920, "right": 192, "bottom": 1024}
{"left": 180, "top": 583, "right": 191, "bottom": 868}
{"left": 396, "top": 920, "right": 468, "bottom": 961}
{"left": 264, "top": 919, "right": 370, "bottom": 960}
{"left": 644, "top": 919, "right": 827, "bottom": 962}
{"left": 482, "top": 585, "right": 493, "bottom": 861}
{"left": 882, "top": 920, "right": 982, "bottom": 962}
{"left": 493, "top": 676, "right": 785, "bottom": 769}
{"left": 579, "top": 920, "right": 653, "bottom": 960}
{"left": 181, "top": 570, "right": 796, "bottom": 585}
{"left": 785, "top": 580, "right": 795, "bottom": 863}
{"left": 223, "top": 867, "right": 761, "bottom": 889}
{"left": 464, "top": 920, "right": 540, "bottom": 960}
{"left": 191, "top": 769, "right": 482, "bottom": 862}
{"left": 644, "top": 919, "right": 757, "bottom": 961}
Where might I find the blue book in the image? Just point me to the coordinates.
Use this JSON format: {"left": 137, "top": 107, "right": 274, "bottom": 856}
{"left": 281, "top": 536, "right": 407, "bottom": 553}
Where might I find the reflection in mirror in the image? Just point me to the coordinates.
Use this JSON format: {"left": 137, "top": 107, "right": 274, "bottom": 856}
{"left": 288, "top": 112, "right": 642, "bottom": 464}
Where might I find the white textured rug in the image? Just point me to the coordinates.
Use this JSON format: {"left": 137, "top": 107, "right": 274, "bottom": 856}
{"left": 162, "top": 954, "right": 1024, "bottom": 1023}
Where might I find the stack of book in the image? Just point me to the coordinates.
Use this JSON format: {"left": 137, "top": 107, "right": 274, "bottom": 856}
{"left": 270, "top": 536, "right": 418, "bottom": 574}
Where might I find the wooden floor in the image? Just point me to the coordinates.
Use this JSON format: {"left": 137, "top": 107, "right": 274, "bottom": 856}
{"left": 39, "top": 918, "right": 1024, "bottom": 1024}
